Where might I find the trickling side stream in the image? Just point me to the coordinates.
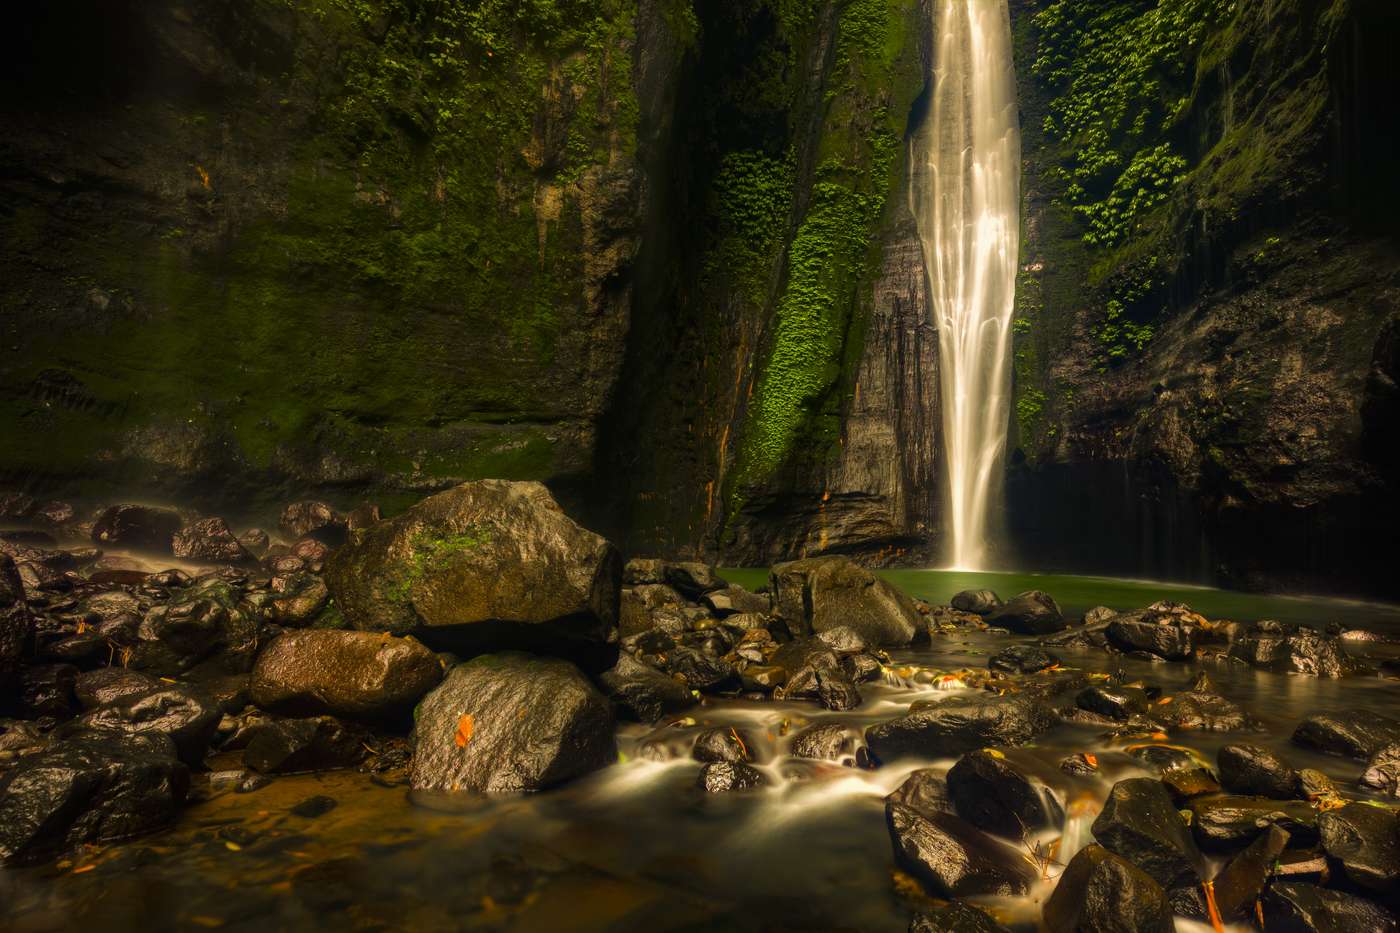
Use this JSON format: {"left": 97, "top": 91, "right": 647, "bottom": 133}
{"left": 910, "top": 0, "right": 1022, "bottom": 570}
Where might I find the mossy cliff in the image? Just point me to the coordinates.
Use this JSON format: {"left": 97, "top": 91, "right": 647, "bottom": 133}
{"left": 1007, "top": 0, "right": 1400, "bottom": 595}
{"left": 0, "top": 0, "right": 658, "bottom": 512}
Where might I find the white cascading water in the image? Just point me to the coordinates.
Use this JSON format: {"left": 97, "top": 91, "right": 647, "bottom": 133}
{"left": 910, "top": 0, "right": 1021, "bottom": 570}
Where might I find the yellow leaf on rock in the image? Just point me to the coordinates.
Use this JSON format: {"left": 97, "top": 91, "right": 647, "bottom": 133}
{"left": 454, "top": 714, "right": 475, "bottom": 749}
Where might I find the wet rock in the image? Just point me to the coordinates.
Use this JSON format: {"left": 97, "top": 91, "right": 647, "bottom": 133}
{"left": 73, "top": 668, "right": 159, "bottom": 710}
{"left": 947, "top": 748, "right": 1062, "bottom": 838}
{"left": 1360, "top": 744, "right": 1400, "bottom": 796}
{"left": 697, "top": 760, "right": 767, "bottom": 793}
{"left": 1292, "top": 709, "right": 1400, "bottom": 760}
{"left": 660, "top": 562, "right": 724, "bottom": 599}
{"left": 1127, "top": 744, "right": 1209, "bottom": 774}
{"left": 950, "top": 589, "right": 1002, "bottom": 616}
{"left": 1160, "top": 767, "right": 1221, "bottom": 803}
{"left": 1318, "top": 802, "right": 1400, "bottom": 895}
{"left": 663, "top": 646, "right": 738, "bottom": 692}
{"left": 1043, "top": 844, "right": 1174, "bottom": 933}
{"left": 1218, "top": 743, "right": 1299, "bottom": 799}
{"left": 842, "top": 651, "right": 884, "bottom": 684}
{"left": 1061, "top": 752, "right": 1100, "bottom": 777}
{"left": 769, "top": 556, "right": 919, "bottom": 646}
{"left": 1075, "top": 685, "right": 1149, "bottom": 721}
{"left": 279, "top": 501, "right": 346, "bottom": 546}
{"left": 1090, "top": 777, "right": 1205, "bottom": 888}
{"left": 1210, "top": 823, "right": 1291, "bottom": 919}
{"left": 885, "top": 802, "right": 1036, "bottom": 898}
{"left": 0, "top": 554, "right": 32, "bottom": 698}
{"left": 171, "top": 518, "right": 253, "bottom": 565}
{"left": 268, "top": 572, "right": 331, "bottom": 626}
{"left": 290, "top": 795, "right": 338, "bottom": 818}
{"left": 814, "top": 671, "right": 862, "bottom": 711}
{"left": 146, "top": 568, "right": 192, "bottom": 589}
{"left": 1229, "top": 623, "right": 1357, "bottom": 677}
{"left": 701, "top": 584, "right": 767, "bottom": 617}
{"left": 132, "top": 578, "right": 261, "bottom": 676}
{"left": 815, "top": 625, "right": 868, "bottom": 654}
{"left": 1082, "top": 606, "right": 1117, "bottom": 626}
{"left": 1106, "top": 617, "right": 1194, "bottom": 660}
{"left": 887, "top": 769, "right": 954, "bottom": 815}
{"left": 597, "top": 653, "right": 694, "bottom": 723}
{"left": 865, "top": 694, "right": 1057, "bottom": 764}
{"left": 910, "top": 902, "right": 1010, "bottom": 933}
{"left": 789, "top": 723, "right": 861, "bottom": 763}
{"left": 0, "top": 731, "right": 188, "bottom": 862}
{"left": 238, "top": 529, "right": 270, "bottom": 557}
{"left": 1261, "top": 882, "right": 1399, "bottom": 933}
{"left": 988, "top": 644, "right": 1059, "bottom": 674}
{"left": 324, "top": 481, "right": 621, "bottom": 664}
{"left": 1186, "top": 795, "right": 1319, "bottom": 851}
{"left": 1297, "top": 768, "right": 1338, "bottom": 801}
{"left": 290, "top": 536, "right": 332, "bottom": 572}
{"left": 91, "top": 505, "right": 183, "bottom": 552}
{"left": 410, "top": 653, "right": 615, "bottom": 793}
{"left": 244, "top": 716, "right": 371, "bottom": 774}
{"left": 1148, "top": 691, "right": 1256, "bottom": 732}
{"left": 984, "top": 590, "right": 1065, "bottom": 635}
{"left": 18, "top": 663, "right": 79, "bottom": 719}
{"left": 618, "top": 583, "right": 686, "bottom": 637}
{"left": 692, "top": 727, "right": 756, "bottom": 763}
{"left": 72, "top": 683, "right": 220, "bottom": 766}
{"left": 250, "top": 629, "right": 442, "bottom": 722}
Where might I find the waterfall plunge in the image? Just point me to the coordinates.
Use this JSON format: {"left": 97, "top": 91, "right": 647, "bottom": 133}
{"left": 910, "top": 0, "right": 1021, "bottom": 571}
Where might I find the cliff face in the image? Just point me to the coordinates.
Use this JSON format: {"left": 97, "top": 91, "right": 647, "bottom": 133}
{"left": 1008, "top": 0, "right": 1400, "bottom": 596}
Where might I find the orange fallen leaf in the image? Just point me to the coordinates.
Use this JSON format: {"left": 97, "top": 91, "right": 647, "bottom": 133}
{"left": 454, "top": 714, "right": 475, "bottom": 748}
{"left": 71, "top": 864, "right": 96, "bottom": 875}
{"left": 1083, "top": 753, "right": 1098, "bottom": 767}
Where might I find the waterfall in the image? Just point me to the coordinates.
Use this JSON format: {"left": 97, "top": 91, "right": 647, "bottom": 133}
{"left": 909, "top": 0, "right": 1021, "bottom": 570}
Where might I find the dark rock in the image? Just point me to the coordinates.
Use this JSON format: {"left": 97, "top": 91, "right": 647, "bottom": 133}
{"left": 1127, "top": 744, "right": 1208, "bottom": 773}
{"left": 1090, "top": 777, "right": 1205, "bottom": 888}
{"left": 250, "top": 629, "right": 442, "bottom": 721}
{"left": 279, "top": 501, "right": 346, "bottom": 546}
{"left": 663, "top": 646, "right": 738, "bottom": 692}
{"left": 1160, "top": 767, "right": 1222, "bottom": 802}
{"left": 1229, "top": 624, "right": 1357, "bottom": 678}
{"left": 842, "top": 651, "right": 884, "bottom": 683}
{"left": 885, "top": 802, "right": 1036, "bottom": 898}
{"left": 1061, "top": 752, "right": 1100, "bottom": 777}
{"left": 597, "top": 653, "right": 694, "bottom": 723}
{"left": 1106, "top": 617, "right": 1194, "bottom": 660}
{"left": 1186, "top": 795, "right": 1319, "bottom": 851}
{"left": 988, "top": 644, "right": 1059, "bottom": 674}
{"left": 1318, "top": 802, "right": 1400, "bottom": 895}
{"left": 1218, "top": 743, "right": 1299, "bottom": 799}
{"left": 1043, "top": 844, "right": 1174, "bottom": 933}
{"left": 345, "top": 504, "right": 381, "bottom": 538}
{"left": 268, "top": 572, "right": 331, "bottom": 626}
{"left": 146, "top": 569, "right": 192, "bottom": 589}
{"left": 1148, "top": 691, "right": 1256, "bottom": 732}
{"left": 618, "top": 583, "right": 686, "bottom": 637}
{"left": 132, "top": 578, "right": 261, "bottom": 676}
{"left": 0, "top": 554, "right": 32, "bottom": 698}
{"left": 622, "top": 558, "right": 666, "bottom": 585}
{"left": 410, "top": 653, "right": 615, "bottom": 793}
{"left": 984, "top": 590, "right": 1065, "bottom": 635}
{"left": 697, "top": 760, "right": 767, "bottom": 793}
{"left": 815, "top": 672, "right": 862, "bottom": 711}
{"left": 1082, "top": 606, "right": 1117, "bottom": 626}
{"left": 909, "top": 902, "right": 1009, "bottom": 933}
{"left": 692, "top": 727, "right": 756, "bottom": 763}
{"left": 290, "top": 795, "right": 338, "bottom": 818}
{"left": 1361, "top": 743, "right": 1400, "bottom": 796}
{"left": 815, "top": 625, "right": 868, "bottom": 654}
{"left": 72, "top": 683, "right": 220, "bottom": 766}
{"left": 701, "top": 584, "right": 767, "bottom": 616}
{"left": 91, "top": 505, "right": 183, "bottom": 552}
{"left": 1075, "top": 685, "right": 1149, "bottom": 721}
{"left": 1261, "top": 882, "right": 1398, "bottom": 933}
{"left": 662, "top": 562, "right": 725, "bottom": 599}
{"left": 171, "top": 518, "right": 253, "bottom": 565}
{"left": 1212, "top": 823, "right": 1291, "bottom": 919}
{"left": 947, "top": 748, "right": 1062, "bottom": 838}
{"left": 1293, "top": 709, "right": 1400, "bottom": 759}
{"left": 18, "top": 663, "right": 78, "bottom": 719}
{"left": 789, "top": 723, "right": 861, "bottom": 763}
{"left": 290, "top": 536, "right": 332, "bottom": 571}
{"left": 865, "top": 694, "right": 1057, "bottom": 764}
{"left": 886, "top": 769, "right": 953, "bottom": 815}
{"left": 324, "top": 482, "right": 621, "bottom": 665}
{"left": 244, "top": 716, "right": 370, "bottom": 774}
{"left": 950, "top": 589, "right": 1003, "bottom": 615}
{"left": 238, "top": 529, "right": 271, "bottom": 556}
{"left": 0, "top": 731, "right": 188, "bottom": 862}
{"left": 769, "top": 556, "right": 920, "bottom": 646}
{"left": 73, "top": 668, "right": 159, "bottom": 710}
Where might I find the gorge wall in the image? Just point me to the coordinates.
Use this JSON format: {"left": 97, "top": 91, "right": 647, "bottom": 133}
{"left": 0, "top": 0, "right": 1397, "bottom": 597}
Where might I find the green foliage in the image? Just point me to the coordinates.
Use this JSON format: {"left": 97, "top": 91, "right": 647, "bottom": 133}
{"left": 1074, "top": 143, "right": 1186, "bottom": 248}
{"left": 1095, "top": 297, "right": 1156, "bottom": 364}
{"left": 1016, "top": 388, "right": 1046, "bottom": 442}
{"left": 387, "top": 525, "right": 493, "bottom": 605}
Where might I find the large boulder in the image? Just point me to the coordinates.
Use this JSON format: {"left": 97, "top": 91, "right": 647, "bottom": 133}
{"left": 984, "top": 590, "right": 1065, "bottom": 635}
{"left": 769, "top": 556, "right": 919, "bottom": 646}
{"left": 1361, "top": 743, "right": 1400, "bottom": 796}
{"left": 171, "top": 518, "right": 253, "bottom": 565}
{"left": 1229, "top": 623, "right": 1357, "bottom": 678}
{"left": 71, "top": 683, "right": 220, "bottom": 766}
{"left": 789, "top": 723, "right": 862, "bottom": 763}
{"left": 73, "top": 668, "right": 159, "bottom": 710}
{"left": 1043, "top": 844, "right": 1174, "bottom": 933}
{"left": 250, "top": 630, "right": 443, "bottom": 722}
{"left": 244, "top": 716, "right": 371, "bottom": 774}
{"left": 946, "top": 748, "right": 1063, "bottom": 839}
{"left": 887, "top": 769, "right": 954, "bottom": 816}
{"left": 325, "top": 482, "right": 620, "bottom": 666}
{"left": 597, "top": 653, "right": 694, "bottom": 723}
{"left": 410, "top": 653, "right": 616, "bottom": 793}
{"left": 950, "top": 589, "right": 1002, "bottom": 615}
{"left": 1147, "top": 691, "right": 1256, "bottom": 732}
{"left": 1292, "top": 709, "right": 1400, "bottom": 760}
{"left": 0, "top": 730, "right": 188, "bottom": 862}
{"left": 1106, "top": 617, "right": 1194, "bottom": 660}
{"left": 90, "top": 505, "right": 183, "bottom": 551}
{"left": 131, "top": 577, "right": 262, "bottom": 676}
{"left": 1091, "top": 778, "right": 1205, "bottom": 888}
{"left": 1318, "top": 803, "right": 1400, "bottom": 896}
{"left": 1261, "top": 882, "right": 1398, "bottom": 933}
{"left": 865, "top": 695, "right": 1057, "bottom": 764}
{"left": 885, "top": 801, "right": 1036, "bottom": 898}
{"left": 1218, "top": 743, "right": 1299, "bottom": 799}
{"left": 1186, "top": 795, "right": 1318, "bottom": 851}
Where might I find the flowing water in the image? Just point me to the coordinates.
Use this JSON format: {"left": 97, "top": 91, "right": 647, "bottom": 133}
{"left": 910, "top": 0, "right": 1022, "bottom": 570}
{"left": 4, "top": 572, "right": 1399, "bottom": 933}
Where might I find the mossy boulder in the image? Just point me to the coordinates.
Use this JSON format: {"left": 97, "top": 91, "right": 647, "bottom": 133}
{"left": 769, "top": 556, "right": 920, "bottom": 646}
{"left": 325, "top": 481, "right": 621, "bottom": 664}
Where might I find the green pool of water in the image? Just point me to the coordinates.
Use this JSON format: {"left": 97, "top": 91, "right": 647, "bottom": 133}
{"left": 721, "top": 568, "right": 1400, "bottom": 632}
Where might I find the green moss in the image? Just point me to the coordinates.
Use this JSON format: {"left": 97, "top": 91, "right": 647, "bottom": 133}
{"left": 386, "top": 524, "right": 493, "bottom": 606}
